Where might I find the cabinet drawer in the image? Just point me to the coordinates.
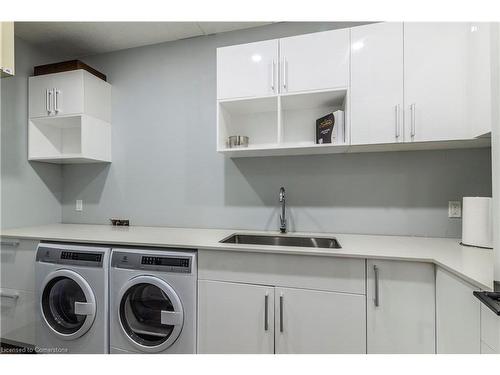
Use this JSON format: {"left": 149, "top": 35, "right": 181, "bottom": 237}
{"left": 0, "top": 238, "right": 38, "bottom": 291}
{"left": 198, "top": 250, "right": 366, "bottom": 294}
{"left": 0, "top": 288, "right": 36, "bottom": 346}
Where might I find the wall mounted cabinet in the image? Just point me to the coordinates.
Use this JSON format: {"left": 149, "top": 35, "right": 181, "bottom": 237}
{"left": 217, "top": 22, "right": 496, "bottom": 157}
{"left": 0, "top": 22, "right": 15, "bottom": 77}
{"left": 217, "top": 39, "right": 279, "bottom": 100}
{"left": 350, "top": 22, "right": 404, "bottom": 145}
{"left": 404, "top": 23, "right": 473, "bottom": 142}
{"left": 217, "top": 29, "right": 350, "bottom": 157}
{"left": 279, "top": 28, "right": 349, "bottom": 94}
{"left": 28, "top": 70, "right": 111, "bottom": 163}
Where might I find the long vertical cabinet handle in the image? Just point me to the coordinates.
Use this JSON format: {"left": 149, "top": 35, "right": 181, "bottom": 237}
{"left": 264, "top": 293, "right": 269, "bottom": 331}
{"left": 282, "top": 58, "right": 287, "bottom": 91}
{"left": 395, "top": 105, "right": 401, "bottom": 139}
{"left": 279, "top": 294, "right": 284, "bottom": 332}
{"left": 47, "top": 89, "right": 54, "bottom": 115}
{"left": 54, "top": 89, "right": 60, "bottom": 114}
{"left": 271, "top": 60, "right": 275, "bottom": 92}
{"left": 45, "top": 89, "right": 50, "bottom": 114}
{"left": 410, "top": 103, "right": 416, "bottom": 138}
{"left": 373, "top": 265, "right": 380, "bottom": 307}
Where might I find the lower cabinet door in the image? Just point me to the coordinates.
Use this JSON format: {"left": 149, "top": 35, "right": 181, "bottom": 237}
{"left": 436, "top": 267, "right": 480, "bottom": 353}
{"left": 197, "top": 280, "right": 274, "bottom": 354}
{"left": 0, "top": 288, "right": 35, "bottom": 346}
{"left": 274, "top": 287, "right": 366, "bottom": 354}
{"left": 367, "top": 259, "right": 435, "bottom": 353}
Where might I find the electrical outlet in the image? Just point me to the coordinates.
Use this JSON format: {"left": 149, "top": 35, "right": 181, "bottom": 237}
{"left": 448, "top": 201, "right": 461, "bottom": 218}
{"left": 76, "top": 200, "right": 83, "bottom": 212}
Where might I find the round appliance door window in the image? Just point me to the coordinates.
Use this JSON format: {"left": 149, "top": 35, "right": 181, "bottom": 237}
{"left": 118, "top": 276, "right": 184, "bottom": 352}
{"left": 40, "top": 269, "right": 96, "bottom": 340}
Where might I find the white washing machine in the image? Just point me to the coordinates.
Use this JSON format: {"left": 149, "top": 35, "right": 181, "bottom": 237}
{"left": 35, "top": 243, "right": 110, "bottom": 354}
{"left": 110, "top": 248, "right": 197, "bottom": 354}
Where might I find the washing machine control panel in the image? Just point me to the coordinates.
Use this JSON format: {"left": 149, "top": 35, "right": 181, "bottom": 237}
{"left": 112, "top": 251, "right": 194, "bottom": 273}
{"left": 36, "top": 245, "right": 105, "bottom": 267}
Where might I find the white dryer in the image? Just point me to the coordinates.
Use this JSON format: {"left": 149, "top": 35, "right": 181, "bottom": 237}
{"left": 110, "top": 248, "right": 197, "bottom": 354}
{"left": 35, "top": 243, "right": 110, "bottom": 353}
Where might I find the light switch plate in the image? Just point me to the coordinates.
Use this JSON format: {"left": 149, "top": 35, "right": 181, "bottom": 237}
{"left": 448, "top": 201, "right": 461, "bottom": 218}
{"left": 76, "top": 199, "right": 83, "bottom": 212}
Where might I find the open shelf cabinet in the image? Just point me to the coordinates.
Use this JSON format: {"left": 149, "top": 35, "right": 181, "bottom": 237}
{"left": 217, "top": 88, "right": 348, "bottom": 157}
{"left": 28, "top": 114, "right": 111, "bottom": 163}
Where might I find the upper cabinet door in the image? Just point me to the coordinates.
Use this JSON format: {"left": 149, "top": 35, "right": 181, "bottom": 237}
{"left": 367, "top": 259, "right": 436, "bottom": 354}
{"left": 217, "top": 39, "right": 279, "bottom": 100}
{"left": 28, "top": 75, "right": 54, "bottom": 118}
{"left": 280, "top": 29, "right": 350, "bottom": 94}
{"left": 51, "top": 70, "right": 85, "bottom": 117}
{"left": 404, "top": 23, "right": 471, "bottom": 142}
{"left": 350, "top": 23, "right": 404, "bottom": 145}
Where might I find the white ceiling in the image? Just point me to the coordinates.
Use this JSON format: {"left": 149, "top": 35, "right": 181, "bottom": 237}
{"left": 15, "top": 22, "right": 273, "bottom": 58}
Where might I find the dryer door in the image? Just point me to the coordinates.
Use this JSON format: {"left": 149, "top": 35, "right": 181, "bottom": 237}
{"left": 118, "top": 275, "right": 184, "bottom": 353}
{"left": 40, "top": 269, "right": 97, "bottom": 340}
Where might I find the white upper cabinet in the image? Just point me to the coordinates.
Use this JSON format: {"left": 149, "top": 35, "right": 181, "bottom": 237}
{"left": 217, "top": 39, "right": 278, "bottom": 100}
{"left": 28, "top": 70, "right": 112, "bottom": 163}
{"left": 350, "top": 22, "right": 404, "bottom": 145}
{"left": 279, "top": 29, "right": 350, "bottom": 94}
{"left": 29, "top": 70, "right": 111, "bottom": 121}
{"left": 367, "top": 259, "right": 436, "bottom": 354}
{"left": 404, "top": 23, "right": 471, "bottom": 142}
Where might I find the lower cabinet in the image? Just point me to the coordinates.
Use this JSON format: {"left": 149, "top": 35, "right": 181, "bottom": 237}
{"left": 0, "top": 288, "right": 36, "bottom": 345}
{"left": 366, "top": 259, "right": 436, "bottom": 353}
{"left": 0, "top": 238, "right": 38, "bottom": 346}
{"left": 198, "top": 280, "right": 275, "bottom": 354}
{"left": 198, "top": 280, "right": 366, "bottom": 354}
{"left": 275, "top": 287, "right": 366, "bottom": 354}
{"left": 436, "top": 267, "right": 480, "bottom": 353}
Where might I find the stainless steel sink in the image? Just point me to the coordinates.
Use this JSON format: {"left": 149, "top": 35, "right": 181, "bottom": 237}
{"left": 220, "top": 233, "right": 341, "bottom": 249}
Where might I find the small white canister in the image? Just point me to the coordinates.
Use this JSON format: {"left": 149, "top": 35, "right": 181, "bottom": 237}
{"left": 462, "top": 197, "right": 493, "bottom": 249}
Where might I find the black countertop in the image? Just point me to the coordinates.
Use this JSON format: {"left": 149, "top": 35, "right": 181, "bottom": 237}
{"left": 474, "top": 284, "right": 500, "bottom": 316}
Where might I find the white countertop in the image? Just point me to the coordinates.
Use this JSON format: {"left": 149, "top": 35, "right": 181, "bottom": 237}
{"left": 1, "top": 223, "right": 494, "bottom": 290}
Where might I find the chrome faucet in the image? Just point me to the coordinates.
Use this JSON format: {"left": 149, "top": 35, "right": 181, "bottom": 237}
{"left": 279, "top": 187, "right": 287, "bottom": 233}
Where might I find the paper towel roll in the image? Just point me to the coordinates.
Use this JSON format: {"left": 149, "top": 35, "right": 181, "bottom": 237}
{"left": 462, "top": 197, "right": 493, "bottom": 248}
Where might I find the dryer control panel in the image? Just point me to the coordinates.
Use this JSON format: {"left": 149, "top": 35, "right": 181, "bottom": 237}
{"left": 36, "top": 243, "right": 106, "bottom": 268}
{"left": 112, "top": 250, "right": 194, "bottom": 274}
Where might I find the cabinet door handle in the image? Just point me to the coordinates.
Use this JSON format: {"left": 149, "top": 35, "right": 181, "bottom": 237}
{"left": 0, "top": 290, "right": 19, "bottom": 300}
{"left": 279, "top": 294, "right": 284, "bottom": 332}
{"left": 374, "top": 265, "right": 380, "bottom": 307}
{"left": 264, "top": 293, "right": 269, "bottom": 331}
{"left": 271, "top": 60, "right": 275, "bottom": 92}
{"left": 395, "top": 104, "right": 401, "bottom": 139}
{"left": 54, "top": 89, "right": 60, "bottom": 113}
{"left": 410, "top": 103, "right": 416, "bottom": 138}
{"left": 282, "top": 58, "right": 287, "bottom": 90}
{"left": 45, "top": 89, "right": 50, "bottom": 114}
{"left": 48, "top": 89, "right": 54, "bottom": 114}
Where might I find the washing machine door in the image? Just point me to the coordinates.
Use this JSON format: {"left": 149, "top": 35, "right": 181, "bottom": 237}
{"left": 118, "top": 275, "right": 184, "bottom": 353}
{"left": 40, "top": 269, "right": 97, "bottom": 340}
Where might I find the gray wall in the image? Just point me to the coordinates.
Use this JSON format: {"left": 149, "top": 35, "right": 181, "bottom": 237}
{"left": 59, "top": 22, "right": 492, "bottom": 238}
{"left": 1, "top": 37, "right": 62, "bottom": 229}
